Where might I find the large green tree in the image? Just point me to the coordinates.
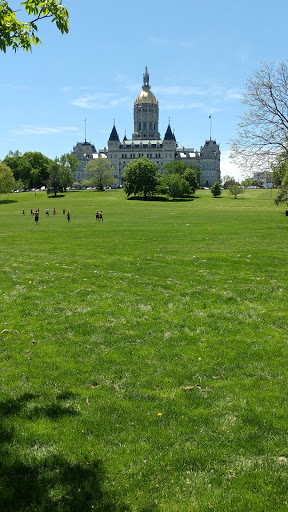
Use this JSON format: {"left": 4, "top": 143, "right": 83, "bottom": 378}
{"left": 183, "top": 168, "right": 200, "bottom": 194}
{"left": 85, "top": 157, "right": 115, "bottom": 191}
{"left": 163, "top": 161, "right": 188, "bottom": 176}
{"left": 0, "top": 0, "right": 69, "bottom": 53}
{"left": 3, "top": 150, "right": 31, "bottom": 188}
{"left": 3, "top": 150, "right": 53, "bottom": 189}
{"left": 158, "top": 174, "right": 190, "bottom": 200}
{"left": 163, "top": 160, "right": 200, "bottom": 194}
{"left": 0, "top": 162, "right": 15, "bottom": 194}
{"left": 123, "top": 158, "right": 159, "bottom": 198}
{"left": 58, "top": 153, "right": 77, "bottom": 191}
{"left": 46, "top": 160, "right": 62, "bottom": 197}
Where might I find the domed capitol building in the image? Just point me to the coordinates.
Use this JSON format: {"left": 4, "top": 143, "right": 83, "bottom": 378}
{"left": 72, "top": 68, "right": 221, "bottom": 187}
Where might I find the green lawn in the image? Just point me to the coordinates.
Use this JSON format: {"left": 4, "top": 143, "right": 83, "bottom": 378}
{"left": 1, "top": 189, "right": 288, "bottom": 511}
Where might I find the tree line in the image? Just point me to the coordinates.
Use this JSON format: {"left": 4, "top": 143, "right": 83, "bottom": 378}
{"left": 0, "top": 150, "right": 78, "bottom": 196}
{"left": 122, "top": 158, "right": 200, "bottom": 199}
{"left": 80, "top": 156, "right": 201, "bottom": 199}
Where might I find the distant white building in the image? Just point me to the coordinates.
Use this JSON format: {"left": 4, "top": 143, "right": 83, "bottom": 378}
{"left": 72, "top": 68, "right": 221, "bottom": 187}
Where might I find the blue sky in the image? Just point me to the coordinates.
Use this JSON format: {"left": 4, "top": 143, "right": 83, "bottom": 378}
{"left": 1, "top": 0, "right": 287, "bottom": 181}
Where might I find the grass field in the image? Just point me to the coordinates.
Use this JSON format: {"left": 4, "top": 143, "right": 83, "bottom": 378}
{"left": 1, "top": 188, "right": 288, "bottom": 511}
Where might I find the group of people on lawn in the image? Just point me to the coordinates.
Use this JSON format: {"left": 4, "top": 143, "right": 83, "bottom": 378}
{"left": 25, "top": 208, "right": 71, "bottom": 223}
{"left": 23, "top": 207, "right": 103, "bottom": 223}
{"left": 95, "top": 210, "right": 103, "bottom": 222}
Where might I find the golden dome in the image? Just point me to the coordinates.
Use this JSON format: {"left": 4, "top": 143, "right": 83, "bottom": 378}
{"left": 135, "top": 88, "right": 158, "bottom": 105}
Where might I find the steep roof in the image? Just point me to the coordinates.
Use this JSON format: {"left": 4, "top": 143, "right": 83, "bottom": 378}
{"left": 108, "top": 124, "right": 120, "bottom": 142}
{"left": 164, "top": 124, "right": 176, "bottom": 141}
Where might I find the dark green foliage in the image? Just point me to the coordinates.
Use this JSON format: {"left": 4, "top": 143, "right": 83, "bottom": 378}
{"left": 3, "top": 150, "right": 53, "bottom": 189}
{"left": 164, "top": 161, "right": 200, "bottom": 193}
{"left": 58, "top": 153, "right": 77, "bottom": 191}
{"left": 158, "top": 173, "right": 190, "bottom": 199}
{"left": 123, "top": 157, "right": 159, "bottom": 197}
{"left": 211, "top": 181, "right": 222, "bottom": 197}
{"left": 46, "top": 160, "right": 62, "bottom": 196}
{"left": 163, "top": 160, "right": 188, "bottom": 175}
{"left": 183, "top": 168, "right": 199, "bottom": 194}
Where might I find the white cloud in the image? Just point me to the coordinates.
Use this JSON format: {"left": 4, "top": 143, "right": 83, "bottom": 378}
{"left": 155, "top": 85, "right": 206, "bottom": 97}
{"left": 71, "top": 93, "right": 131, "bottom": 110}
{"left": 148, "top": 36, "right": 170, "bottom": 46}
{"left": 14, "top": 126, "right": 78, "bottom": 136}
{"left": 114, "top": 72, "right": 129, "bottom": 83}
{"left": 0, "top": 83, "right": 32, "bottom": 91}
{"left": 61, "top": 86, "right": 73, "bottom": 93}
{"left": 161, "top": 101, "right": 205, "bottom": 111}
{"left": 224, "top": 88, "right": 242, "bottom": 101}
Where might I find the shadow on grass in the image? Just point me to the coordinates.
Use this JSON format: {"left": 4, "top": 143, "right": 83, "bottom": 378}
{"left": 0, "top": 392, "right": 131, "bottom": 511}
{"left": 0, "top": 455, "right": 131, "bottom": 512}
{"left": 127, "top": 195, "right": 168, "bottom": 201}
{"left": 47, "top": 194, "right": 65, "bottom": 199}
{"left": 0, "top": 392, "right": 79, "bottom": 420}
{"left": 139, "top": 506, "right": 160, "bottom": 512}
{"left": 127, "top": 195, "right": 196, "bottom": 202}
{"left": 169, "top": 197, "right": 195, "bottom": 202}
{"left": 0, "top": 199, "right": 18, "bottom": 205}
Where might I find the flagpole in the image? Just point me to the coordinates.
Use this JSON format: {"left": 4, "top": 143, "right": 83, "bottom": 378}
{"left": 209, "top": 115, "right": 212, "bottom": 140}
{"left": 84, "top": 117, "right": 87, "bottom": 143}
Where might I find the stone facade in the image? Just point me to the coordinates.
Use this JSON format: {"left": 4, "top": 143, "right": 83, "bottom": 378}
{"left": 72, "top": 67, "right": 221, "bottom": 187}
{"left": 72, "top": 141, "right": 97, "bottom": 183}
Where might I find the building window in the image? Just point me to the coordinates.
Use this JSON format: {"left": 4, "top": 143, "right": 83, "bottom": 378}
{"left": 139, "top": 122, "right": 141, "bottom": 130}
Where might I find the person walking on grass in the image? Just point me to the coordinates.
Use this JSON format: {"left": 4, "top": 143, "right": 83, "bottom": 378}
{"left": 99, "top": 210, "right": 103, "bottom": 222}
{"left": 35, "top": 210, "right": 39, "bottom": 224}
{"left": 96, "top": 210, "right": 99, "bottom": 221}
{"left": 67, "top": 210, "right": 71, "bottom": 222}
{"left": 22, "top": 209, "right": 25, "bottom": 215}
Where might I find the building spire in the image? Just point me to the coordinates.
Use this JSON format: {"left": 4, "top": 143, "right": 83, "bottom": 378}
{"left": 143, "top": 66, "right": 150, "bottom": 90}
{"left": 108, "top": 122, "right": 120, "bottom": 142}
